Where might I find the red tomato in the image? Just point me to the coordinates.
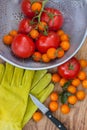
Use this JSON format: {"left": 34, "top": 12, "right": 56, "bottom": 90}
{"left": 11, "top": 34, "right": 35, "bottom": 58}
{"left": 41, "top": 7, "right": 64, "bottom": 31}
{"left": 36, "top": 32, "right": 60, "bottom": 54}
{"left": 21, "top": 0, "right": 35, "bottom": 18}
{"left": 18, "top": 18, "right": 33, "bottom": 34}
{"left": 58, "top": 57, "right": 81, "bottom": 79}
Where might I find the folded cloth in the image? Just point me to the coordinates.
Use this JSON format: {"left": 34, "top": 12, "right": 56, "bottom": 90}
{"left": 0, "top": 63, "right": 35, "bottom": 130}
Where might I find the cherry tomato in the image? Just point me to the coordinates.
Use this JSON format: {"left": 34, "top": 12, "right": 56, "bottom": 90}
{"left": 58, "top": 57, "right": 81, "bottom": 79}
{"left": 11, "top": 34, "right": 35, "bottom": 58}
{"left": 36, "top": 32, "right": 60, "bottom": 54}
{"left": 18, "top": 18, "right": 33, "bottom": 34}
{"left": 21, "top": 0, "right": 35, "bottom": 18}
{"left": 41, "top": 7, "right": 64, "bottom": 31}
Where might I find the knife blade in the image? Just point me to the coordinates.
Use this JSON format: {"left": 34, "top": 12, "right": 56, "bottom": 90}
{"left": 30, "top": 94, "right": 67, "bottom": 130}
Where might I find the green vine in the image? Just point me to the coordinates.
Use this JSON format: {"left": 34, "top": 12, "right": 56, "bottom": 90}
{"left": 38, "top": 0, "right": 49, "bottom": 22}
{"left": 31, "top": 0, "right": 49, "bottom": 23}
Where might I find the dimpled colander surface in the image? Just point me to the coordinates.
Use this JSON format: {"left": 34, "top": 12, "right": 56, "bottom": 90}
{"left": 0, "top": 0, "right": 87, "bottom": 70}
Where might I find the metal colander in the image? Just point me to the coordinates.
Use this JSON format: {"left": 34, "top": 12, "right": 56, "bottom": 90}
{"left": 0, "top": 0, "right": 87, "bottom": 70}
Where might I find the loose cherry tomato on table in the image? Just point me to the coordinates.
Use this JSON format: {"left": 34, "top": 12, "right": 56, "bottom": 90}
{"left": 50, "top": 92, "right": 59, "bottom": 101}
{"left": 21, "top": 0, "right": 35, "bottom": 18}
{"left": 11, "top": 34, "right": 35, "bottom": 58}
{"left": 36, "top": 32, "right": 60, "bottom": 54}
{"left": 33, "top": 111, "right": 43, "bottom": 122}
{"left": 18, "top": 18, "right": 33, "bottom": 34}
{"left": 60, "top": 104, "right": 70, "bottom": 114}
{"left": 76, "top": 90, "right": 86, "bottom": 100}
{"left": 58, "top": 57, "right": 81, "bottom": 80}
{"left": 41, "top": 7, "right": 64, "bottom": 31}
{"left": 49, "top": 101, "right": 58, "bottom": 112}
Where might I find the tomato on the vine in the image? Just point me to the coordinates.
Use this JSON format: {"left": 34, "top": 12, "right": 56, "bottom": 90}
{"left": 58, "top": 57, "right": 81, "bottom": 79}
{"left": 36, "top": 32, "right": 60, "bottom": 54}
{"left": 18, "top": 18, "right": 33, "bottom": 34}
{"left": 11, "top": 34, "right": 35, "bottom": 58}
{"left": 21, "top": 0, "right": 35, "bottom": 18}
{"left": 41, "top": 7, "right": 64, "bottom": 31}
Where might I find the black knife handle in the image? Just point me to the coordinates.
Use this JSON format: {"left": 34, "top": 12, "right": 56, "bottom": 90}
{"left": 46, "top": 111, "right": 67, "bottom": 130}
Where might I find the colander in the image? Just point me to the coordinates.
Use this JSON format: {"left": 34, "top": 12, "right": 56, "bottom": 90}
{"left": 0, "top": 0, "right": 87, "bottom": 70}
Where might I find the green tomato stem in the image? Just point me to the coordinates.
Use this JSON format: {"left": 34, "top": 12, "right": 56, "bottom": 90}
{"left": 38, "top": 0, "right": 49, "bottom": 22}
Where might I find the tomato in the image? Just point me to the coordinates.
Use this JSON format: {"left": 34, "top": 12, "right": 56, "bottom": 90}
{"left": 21, "top": 0, "right": 35, "bottom": 18}
{"left": 18, "top": 18, "right": 33, "bottom": 34}
{"left": 58, "top": 57, "right": 81, "bottom": 79}
{"left": 11, "top": 34, "right": 35, "bottom": 58}
{"left": 36, "top": 32, "right": 60, "bottom": 54}
{"left": 41, "top": 7, "right": 64, "bottom": 31}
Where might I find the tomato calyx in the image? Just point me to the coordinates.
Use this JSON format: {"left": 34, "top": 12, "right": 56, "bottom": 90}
{"left": 68, "top": 63, "right": 74, "bottom": 70}
{"left": 47, "top": 12, "right": 55, "bottom": 19}
{"left": 47, "top": 12, "right": 60, "bottom": 20}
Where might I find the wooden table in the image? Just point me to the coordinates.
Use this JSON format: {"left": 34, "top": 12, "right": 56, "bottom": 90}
{"left": 23, "top": 38, "right": 87, "bottom": 130}
{"left": 0, "top": 38, "right": 87, "bottom": 130}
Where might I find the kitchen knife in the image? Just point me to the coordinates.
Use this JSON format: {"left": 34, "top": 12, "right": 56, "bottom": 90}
{"left": 30, "top": 94, "right": 67, "bottom": 130}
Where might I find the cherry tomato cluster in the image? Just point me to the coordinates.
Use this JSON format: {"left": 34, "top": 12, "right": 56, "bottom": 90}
{"left": 50, "top": 57, "right": 87, "bottom": 114}
{"left": 3, "top": 0, "right": 71, "bottom": 63}
{"left": 32, "top": 57, "right": 87, "bottom": 122}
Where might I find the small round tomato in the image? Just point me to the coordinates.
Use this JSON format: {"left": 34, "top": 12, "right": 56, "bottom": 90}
{"left": 11, "top": 34, "right": 35, "bottom": 58}
{"left": 41, "top": 7, "right": 64, "bottom": 31}
{"left": 18, "top": 18, "right": 33, "bottom": 34}
{"left": 58, "top": 57, "right": 81, "bottom": 79}
{"left": 21, "top": 0, "right": 35, "bottom": 18}
{"left": 36, "top": 32, "right": 60, "bottom": 54}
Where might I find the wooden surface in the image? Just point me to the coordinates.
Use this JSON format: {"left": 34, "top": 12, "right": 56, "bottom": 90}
{"left": 0, "top": 38, "right": 87, "bottom": 130}
{"left": 23, "top": 38, "right": 87, "bottom": 130}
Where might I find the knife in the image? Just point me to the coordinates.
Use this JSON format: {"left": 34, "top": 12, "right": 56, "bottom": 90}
{"left": 30, "top": 94, "right": 67, "bottom": 130}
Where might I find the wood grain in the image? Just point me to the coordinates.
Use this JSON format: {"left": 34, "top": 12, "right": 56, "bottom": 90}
{"left": 23, "top": 38, "right": 87, "bottom": 130}
{"left": 0, "top": 38, "right": 87, "bottom": 130}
